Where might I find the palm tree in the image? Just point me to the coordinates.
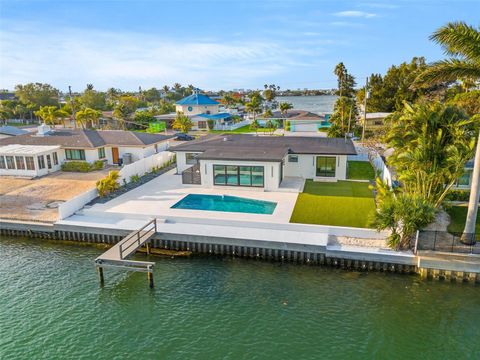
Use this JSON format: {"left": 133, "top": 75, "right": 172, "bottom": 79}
{"left": 173, "top": 83, "right": 182, "bottom": 92}
{"left": 172, "top": 112, "right": 193, "bottom": 133}
{"left": 279, "top": 102, "right": 293, "bottom": 130}
{"left": 77, "top": 108, "right": 102, "bottom": 129}
{"left": 245, "top": 96, "right": 262, "bottom": 129}
{"left": 34, "top": 106, "right": 68, "bottom": 129}
{"left": 414, "top": 22, "right": 480, "bottom": 240}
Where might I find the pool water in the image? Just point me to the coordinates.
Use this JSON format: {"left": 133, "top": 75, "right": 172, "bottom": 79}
{"left": 171, "top": 194, "right": 277, "bottom": 214}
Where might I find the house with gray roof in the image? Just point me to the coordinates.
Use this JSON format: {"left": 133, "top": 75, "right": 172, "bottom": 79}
{"left": 171, "top": 134, "right": 356, "bottom": 191}
{"left": 0, "top": 124, "right": 173, "bottom": 176}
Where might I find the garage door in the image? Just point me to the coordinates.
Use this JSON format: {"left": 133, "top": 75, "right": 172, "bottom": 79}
{"left": 292, "top": 121, "right": 318, "bottom": 132}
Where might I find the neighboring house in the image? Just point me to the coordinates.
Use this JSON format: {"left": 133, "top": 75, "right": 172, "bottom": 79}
{"left": 257, "top": 110, "right": 331, "bottom": 132}
{"left": 359, "top": 112, "right": 392, "bottom": 130}
{"left": 0, "top": 126, "right": 29, "bottom": 140}
{"left": 454, "top": 159, "right": 474, "bottom": 189}
{"left": 0, "top": 124, "right": 173, "bottom": 177}
{"left": 174, "top": 91, "right": 233, "bottom": 131}
{"left": 0, "top": 144, "right": 62, "bottom": 177}
{"left": 172, "top": 134, "right": 356, "bottom": 191}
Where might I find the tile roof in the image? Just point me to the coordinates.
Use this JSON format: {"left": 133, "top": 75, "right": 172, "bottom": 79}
{"left": 176, "top": 93, "right": 220, "bottom": 106}
{"left": 0, "top": 129, "right": 173, "bottom": 149}
{"left": 171, "top": 134, "right": 356, "bottom": 162}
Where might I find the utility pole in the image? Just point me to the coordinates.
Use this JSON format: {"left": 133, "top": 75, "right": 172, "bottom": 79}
{"left": 69, "top": 86, "right": 76, "bottom": 129}
{"left": 361, "top": 77, "right": 369, "bottom": 143}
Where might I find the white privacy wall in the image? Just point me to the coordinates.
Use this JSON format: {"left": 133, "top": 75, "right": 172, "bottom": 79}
{"left": 200, "top": 159, "right": 282, "bottom": 191}
{"left": 283, "top": 154, "right": 347, "bottom": 180}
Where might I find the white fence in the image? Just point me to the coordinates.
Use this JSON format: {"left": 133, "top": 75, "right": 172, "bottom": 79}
{"left": 58, "top": 188, "right": 98, "bottom": 220}
{"left": 371, "top": 153, "right": 394, "bottom": 187}
{"left": 213, "top": 119, "right": 250, "bottom": 131}
{"left": 118, "top": 151, "right": 175, "bottom": 184}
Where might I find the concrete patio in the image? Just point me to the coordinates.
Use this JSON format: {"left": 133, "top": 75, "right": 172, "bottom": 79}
{"left": 80, "top": 168, "right": 299, "bottom": 223}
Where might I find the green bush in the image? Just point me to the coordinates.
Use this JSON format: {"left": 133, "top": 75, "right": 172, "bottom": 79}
{"left": 96, "top": 171, "right": 120, "bottom": 197}
{"left": 62, "top": 160, "right": 104, "bottom": 172}
{"left": 285, "top": 120, "right": 291, "bottom": 131}
{"left": 445, "top": 189, "right": 470, "bottom": 202}
{"left": 130, "top": 174, "right": 140, "bottom": 183}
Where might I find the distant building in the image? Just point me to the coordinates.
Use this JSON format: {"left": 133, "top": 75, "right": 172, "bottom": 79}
{"left": 174, "top": 90, "right": 233, "bottom": 131}
{"left": 257, "top": 110, "right": 331, "bottom": 132}
{"left": 359, "top": 112, "right": 392, "bottom": 130}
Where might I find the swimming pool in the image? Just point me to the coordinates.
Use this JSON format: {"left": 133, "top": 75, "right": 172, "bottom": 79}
{"left": 171, "top": 194, "right": 277, "bottom": 214}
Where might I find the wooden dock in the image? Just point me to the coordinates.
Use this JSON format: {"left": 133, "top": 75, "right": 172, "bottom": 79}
{"left": 94, "top": 219, "right": 158, "bottom": 288}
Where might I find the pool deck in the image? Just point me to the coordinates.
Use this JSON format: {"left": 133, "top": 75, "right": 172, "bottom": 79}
{"left": 80, "top": 168, "right": 299, "bottom": 224}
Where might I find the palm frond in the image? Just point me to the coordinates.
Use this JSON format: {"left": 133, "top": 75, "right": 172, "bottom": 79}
{"left": 430, "top": 21, "right": 480, "bottom": 61}
{"left": 413, "top": 59, "right": 480, "bottom": 87}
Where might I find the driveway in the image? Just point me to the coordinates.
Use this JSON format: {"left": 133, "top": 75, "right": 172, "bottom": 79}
{"left": 0, "top": 170, "right": 110, "bottom": 222}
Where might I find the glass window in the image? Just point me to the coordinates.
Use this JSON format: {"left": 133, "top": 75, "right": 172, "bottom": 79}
{"left": 251, "top": 166, "right": 264, "bottom": 187}
{"left": 65, "top": 149, "right": 86, "bottom": 160}
{"left": 214, "top": 165, "right": 226, "bottom": 185}
{"left": 226, "top": 166, "right": 239, "bottom": 186}
{"left": 6, "top": 156, "right": 15, "bottom": 169}
{"left": 0, "top": 156, "right": 5, "bottom": 169}
{"left": 186, "top": 153, "right": 199, "bottom": 165}
{"left": 239, "top": 166, "right": 252, "bottom": 186}
{"left": 213, "top": 165, "right": 264, "bottom": 187}
{"left": 288, "top": 155, "right": 298, "bottom": 163}
{"left": 316, "top": 156, "right": 336, "bottom": 177}
{"left": 457, "top": 170, "right": 472, "bottom": 186}
{"left": 15, "top": 156, "right": 25, "bottom": 170}
{"left": 52, "top": 152, "right": 58, "bottom": 165}
{"left": 38, "top": 155, "right": 45, "bottom": 169}
{"left": 25, "top": 157, "right": 35, "bottom": 170}
{"left": 46, "top": 155, "right": 52, "bottom": 169}
{"left": 98, "top": 147, "right": 105, "bottom": 159}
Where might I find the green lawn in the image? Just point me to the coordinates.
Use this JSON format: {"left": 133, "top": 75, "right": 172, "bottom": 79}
{"left": 209, "top": 125, "right": 274, "bottom": 134}
{"left": 290, "top": 180, "right": 376, "bottom": 228}
{"left": 446, "top": 205, "right": 480, "bottom": 234}
{"left": 347, "top": 161, "right": 375, "bottom": 180}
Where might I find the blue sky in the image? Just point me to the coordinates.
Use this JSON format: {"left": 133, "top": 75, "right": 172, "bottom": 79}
{"left": 0, "top": 0, "right": 478, "bottom": 92}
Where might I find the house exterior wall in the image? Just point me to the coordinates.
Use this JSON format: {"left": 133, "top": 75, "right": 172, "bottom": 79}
{"left": 283, "top": 154, "right": 347, "bottom": 180}
{"left": 290, "top": 121, "right": 318, "bottom": 132}
{"left": 199, "top": 159, "right": 282, "bottom": 192}
{"left": 176, "top": 104, "right": 219, "bottom": 115}
{"left": 176, "top": 151, "right": 201, "bottom": 173}
{"left": 0, "top": 149, "right": 63, "bottom": 177}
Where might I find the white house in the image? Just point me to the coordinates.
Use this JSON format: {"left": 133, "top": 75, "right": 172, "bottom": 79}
{"left": 175, "top": 91, "right": 233, "bottom": 131}
{"left": 0, "top": 144, "right": 63, "bottom": 177}
{"left": 171, "top": 134, "right": 356, "bottom": 191}
{"left": 0, "top": 124, "right": 173, "bottom": 177}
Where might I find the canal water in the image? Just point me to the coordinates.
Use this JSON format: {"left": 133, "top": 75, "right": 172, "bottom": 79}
{"left": 1, "top": 236, "right": 479, "bottom": 359}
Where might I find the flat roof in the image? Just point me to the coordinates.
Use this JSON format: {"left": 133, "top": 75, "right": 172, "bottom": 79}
{"left": 0, "top": 144, "right": 60, "bottom": 155}
{"left": 171, "top": 134, "right": 357, "bottom": 162}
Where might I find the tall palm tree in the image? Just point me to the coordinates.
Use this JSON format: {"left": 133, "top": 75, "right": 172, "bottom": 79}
{"left": 279, "top": 102, "right": 293, "bottom": 130}
{"left": 245, "top": 96, "right": 262, "bottom": 126}
{"left": 415, "top": 22, "right": 480, "bottom": 240}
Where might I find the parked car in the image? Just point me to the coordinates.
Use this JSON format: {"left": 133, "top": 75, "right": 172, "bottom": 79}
{"left": 174, "top": 133, "right": 195, "bottom": 141}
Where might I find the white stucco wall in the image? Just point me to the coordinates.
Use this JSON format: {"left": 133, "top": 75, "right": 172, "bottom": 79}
{"left": 176, "top": 104, "right": 219, "bottom": 115}
{"left": 283, "top": 154, "right": 347, "bottom": 180}
{"left": 199, "top": 159, "right": 282, "bottom": 191}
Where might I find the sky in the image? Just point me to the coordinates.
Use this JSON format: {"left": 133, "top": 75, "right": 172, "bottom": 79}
{"left": 0, "top": 0, "right": 479, "bottom": 92}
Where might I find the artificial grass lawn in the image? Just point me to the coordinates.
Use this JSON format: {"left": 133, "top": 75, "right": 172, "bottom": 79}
{"left": 290, "top": 180, "right": 376, "bottom": 228}
{"left": 446, "top": 205, "right": 480, "bottom": 234}
{"left": 347, "top": 161, "right": 375, "bottom": 180}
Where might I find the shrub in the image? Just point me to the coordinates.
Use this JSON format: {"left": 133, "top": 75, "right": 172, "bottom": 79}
{"left": 130, "top": 174, "right": 140, "bottom": 183}
{"left": 61, "top": 161, "right": 93, "bottom": 172}
{"left": 96, "top": 171, "right": 120, "bottom": 197}
{"left": 445, "top": 189, "right": 470, "bottom": 202}
{"left": 207, "top": 120, "right": 215, "bottom": 130}
{"left": 62, "top": 160, "right": 104, "bottom": 172}
{"left": 285, "top": 120, "right": 291, "bottom": 131}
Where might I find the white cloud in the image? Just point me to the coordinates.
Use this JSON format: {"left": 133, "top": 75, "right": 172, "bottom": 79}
{"left": 0, "top": 23, "right": 320, "bottom": 91}
{"left": 334, "top": 10, "right": 377, "bottom": 18}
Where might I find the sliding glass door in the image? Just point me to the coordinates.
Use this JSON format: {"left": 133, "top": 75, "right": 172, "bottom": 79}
{"left": 316, "top": 156, "right": 336, "bottom": 177}
{"left": 213, "top": 165, "right": 264, "bottom": 187}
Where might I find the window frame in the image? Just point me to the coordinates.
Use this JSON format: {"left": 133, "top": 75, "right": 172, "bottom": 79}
{"left": 0, "top": 156, "right": 5, "bottom": 169}
{"left": 315, "top": 156, "right": 336, "bottom": 178}
{"left": 15, "top": 156, "right": 26, "bottom": 170}
{"left": 213, "top": 164, "right": 264, "bottom": 188}
{"left": 98, "top": 147, "right": 106, "bottom": 159}
{"left": 52, "top": 152, "right": 58, "bottom": 165}
{"left": 65, "top": 149, "right": 86, "bottom": 161}
{"left": 288, "top": 155, "right": 298, "bottom": 163}
{"left": 6, "top": 156, "right": 15, "bottom": 169}
{"left": 38, "top": 155, "right": 45, "bottom": 169}
{"left": 25, "top": 156, "right": 35, "bottom": 170}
